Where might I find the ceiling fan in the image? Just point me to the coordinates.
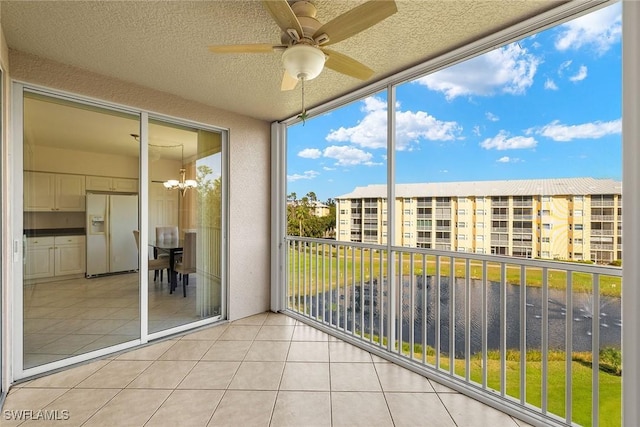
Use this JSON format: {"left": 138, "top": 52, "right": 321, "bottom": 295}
{"left": 208, "top": 0, "right": 398, "bottom": 91}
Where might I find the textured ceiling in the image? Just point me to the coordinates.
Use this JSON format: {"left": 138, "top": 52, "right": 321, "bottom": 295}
{"left": 1, "top": 0, "right": 565, "bottom": 122}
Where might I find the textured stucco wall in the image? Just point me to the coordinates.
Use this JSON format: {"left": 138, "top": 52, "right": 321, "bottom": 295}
{"left": 9, "top": 49, "right": 272, "bottom": 321}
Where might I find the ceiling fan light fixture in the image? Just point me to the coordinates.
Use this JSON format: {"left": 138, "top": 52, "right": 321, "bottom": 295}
{"left": 282, "top": 44, "right": 326, "bottom": 81}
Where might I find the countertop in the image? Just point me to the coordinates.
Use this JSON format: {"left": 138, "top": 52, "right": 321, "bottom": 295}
{"left": 24, "top": 228, "right": 85, "bottom": 237}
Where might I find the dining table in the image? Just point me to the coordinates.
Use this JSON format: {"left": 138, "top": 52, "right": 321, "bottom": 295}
{"left": 150, "top": 239, "right": 183, "bottom": 293}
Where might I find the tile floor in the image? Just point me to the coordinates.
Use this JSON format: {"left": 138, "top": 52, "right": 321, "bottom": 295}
{"left": 24, "top": 272, "right": 215, "bottom": 369}
{"left": 4, "top": 312, "right": 533, "bottom": 427}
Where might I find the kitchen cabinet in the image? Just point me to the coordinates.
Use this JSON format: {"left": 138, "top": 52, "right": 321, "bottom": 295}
{"left": 24, "top": 172, "right": 86, "bottom": 212}
{"left": 24, "top": 237, "right": 55, "bottom": 279}
{"left": 24, "top": 235, "right": 86, "bottom": 280}
{"left": 86, "top": 176, "right": 138, "bottom": 193}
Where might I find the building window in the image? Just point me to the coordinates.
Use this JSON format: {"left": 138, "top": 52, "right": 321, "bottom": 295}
{"left": 340, "top": 230, "right": 346, "bottom": 235}
{"left": 541, "top": 237, "right": 550, "bottom": 243}
{"left": 458, "top": 209, "right": 467, "bottom": 215}
{"left": 477, "top": 222, "right": 484, "bottom": 228}
{"left": 574, "top": 195, "right": 584, "bottom": 202}
{"left": 404, "top": 232, "right": 412, "bottom": 238}
{"left": 574, "top": 209, "right": 583, "bottom": 216}
{"left": 340, "top": 220, "right": 346, "bottom": 225}
{"left": 575, "top": 224, "right": 584, "bottom": 231}
{"left": 476, "top": 209, "right": 485, "bottom": 215}
{"left": 457, "top": 248, "right": 466, "bottom": 252}
{"left": 476, "top": 248, "right": 485, "bottom": 254}
{"left": 404, "top": 198, "right": 411, "bottom": 203}
{"left": 457, "top": 222, "right": 467, "bottom": 228}
{"left": 543, "top": 223, "right": 552, "bottom": 230}
{"left": 403, "top": 209, "right": 412, "bottom": 215}
{"left": 458, "top": 234, "right": 467, "bottom": 240}
{"left": 476, "top": 235, "right": 484, "bottom": 241}
{"left": 542, "top": 251, "right": 551, "bottom": 258}
{"left": 542, "top": 196, "right": 551, "bottom": 202}
{"left": 340, "top": 209, "right": 347, "bottom": 214}
{"left": 404, "top": 221, "right": 411, "bottom": 227}
{"left": 575, "top": 238, "right": 583, "bottom": 244}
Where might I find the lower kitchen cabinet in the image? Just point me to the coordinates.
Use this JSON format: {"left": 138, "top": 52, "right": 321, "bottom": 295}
{"left": 25, "top": 235, "right": 86, "bottom": 280}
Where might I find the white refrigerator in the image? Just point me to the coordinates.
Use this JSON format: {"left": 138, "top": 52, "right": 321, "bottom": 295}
{"left": 86, "top": 193, "right": 139, "bottom": 277}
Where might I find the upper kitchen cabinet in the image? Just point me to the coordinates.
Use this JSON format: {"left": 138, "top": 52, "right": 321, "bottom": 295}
{"left": 86, "top": 176, "right": 138, "bottom": 193}
{"left": 24, "top": 171, "right": 86, "bottom": 212}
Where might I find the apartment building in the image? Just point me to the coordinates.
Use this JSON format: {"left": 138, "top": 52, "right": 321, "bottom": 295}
{"left": 336, "top": 177, "right": 622, "bottom": 263}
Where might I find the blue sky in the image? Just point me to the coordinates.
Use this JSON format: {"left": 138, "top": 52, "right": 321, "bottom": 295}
{"left": 287, "top": 3, "right": 622, "bottom": 203}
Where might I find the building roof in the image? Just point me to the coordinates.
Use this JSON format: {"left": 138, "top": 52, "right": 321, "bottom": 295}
{"left": 336, "top": 177, "right": 622, "bottom": 199}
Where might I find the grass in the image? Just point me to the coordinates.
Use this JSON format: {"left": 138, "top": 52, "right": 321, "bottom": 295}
{"left": 387, "top": 338, "right": 620, "bottom": 426}
{"left": 287, "top": 245, "right": 622, "bottom": 297}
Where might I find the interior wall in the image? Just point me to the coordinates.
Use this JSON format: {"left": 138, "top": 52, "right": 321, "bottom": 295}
{"left": 24, "top": 145, "right": 139, "bottom": 177}
{"left": 9, "top": 49, "right": 272, "bottom": 322}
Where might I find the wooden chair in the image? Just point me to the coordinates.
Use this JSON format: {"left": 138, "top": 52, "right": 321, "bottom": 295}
{"left": 174, "top": 231, "right": 196, "bottom": 297}
{"left": 133, "top": 230, "right": 170, "bottom": 282}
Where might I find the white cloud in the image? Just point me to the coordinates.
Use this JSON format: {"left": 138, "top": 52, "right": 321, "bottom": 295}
{"left": 480, "top": 131, "right": 537, "bottom": 150}
{"left": 298, "top": 148, "right": 322, "bottom": 159}
{"left": 322, "top": 166, "right": 336, "bottom": 171}
{"left": 558, "top": 60, "right": 572, "bottom": 76}
{"left": 472, "top": 125, "right": 481, "bottom": 137}
{"left": 535, "top": 119, "right": 621, "bottom": 141}
{"left": 544, "top": 79, "right": 558, "bottom": 90}
{"left": 485, "top": 112, "right": 499, "bottom": 122}
{"left": 415, "top": 43, "right": 540, "bottom": 99}
{"left": 497, "top": 156, "right": 522, "bottom": 163}
{"left": 322, "top": 145, "right": 380, "bottom": 167}
{"left": 326, "top": 96, "right": 461, "bottom": 151}
{"left": 287, "top": 170, "right": 319, "bottom": 182}
{"left": 554, "top": 4, "right": 621, "bottom": 54}
{"left": 569, "top": 65, "right": 588, "bottom": 82}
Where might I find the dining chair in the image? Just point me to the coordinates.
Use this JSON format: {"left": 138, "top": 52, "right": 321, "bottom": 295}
{"left": 154, "top": 226, "right": 179, "bottom": 281}
{"left": 174, "top": 231, "right": 196, "bottom": 297}
{"left": 133, "top": 230, "right": 170, "bottom": 282}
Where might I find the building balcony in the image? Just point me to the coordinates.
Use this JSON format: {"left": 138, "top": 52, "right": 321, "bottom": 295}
{"left": 285, "top": 236, "right": 622, "bottom": 427}
{"left": 512, "top": 214, "right": 533, "bottom": 220}
{"left": 591, "top": 200, "right": 615, "bottom": 207}
{"left": 492, "top": 214, "right": 509, "bottom": 220}
{"left": 591, "top": 215, "right": 615, "bottom": 221}
{"left": 591, "top": 229, "right": 615, "bottom": 236}
{"left": 0, "top": 311, "right": 537, "bottom": 426}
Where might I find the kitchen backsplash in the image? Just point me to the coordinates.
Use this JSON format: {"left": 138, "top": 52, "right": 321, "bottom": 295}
{"left": 24, "top": 211, "right": 85, "bottom": 230}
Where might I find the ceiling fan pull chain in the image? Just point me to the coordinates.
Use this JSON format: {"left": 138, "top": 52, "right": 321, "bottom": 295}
{"left": 297, "top": 77, "right": 309, "bottom": 125}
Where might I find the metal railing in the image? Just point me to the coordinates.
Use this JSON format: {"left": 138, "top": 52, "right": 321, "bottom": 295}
{"left": 285, "top": 236, "right": 622, "bottom": 427}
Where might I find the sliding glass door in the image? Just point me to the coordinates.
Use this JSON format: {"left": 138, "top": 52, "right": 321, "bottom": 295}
{"left": 147, "top": 119, "right": 224, "bottom": 334}
{"left": 22, "top": 91, "right": 141, "bottom": 370}
{"left": 15, "top": 85, "right": 226, "bottom": 377}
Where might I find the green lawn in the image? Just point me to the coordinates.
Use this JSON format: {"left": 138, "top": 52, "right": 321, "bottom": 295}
{"left": 287, "top": 245, "right": 622, "bottom": 297}
{"left": 397, "top": 342, "right": 620, "bottom": 426}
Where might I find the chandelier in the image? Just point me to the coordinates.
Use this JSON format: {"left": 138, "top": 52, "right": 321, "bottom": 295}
{"left": 130, "top": 133, "right": 197, "bottom": 196}
{"left": 163, "top": 144, "right": 197, "bottom": 197}
{"left": 164, "top": 168, "right": 197, "bottom": 196}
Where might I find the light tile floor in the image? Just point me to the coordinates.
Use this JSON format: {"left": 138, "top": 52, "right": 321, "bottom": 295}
{"left": 24, "top": 272, "right": 208, "bottom": 369}
{"left": 3, "top": 312, "right": 533, "bottom": 426}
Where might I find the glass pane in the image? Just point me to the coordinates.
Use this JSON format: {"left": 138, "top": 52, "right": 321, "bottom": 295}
{"left": 286, "top": 91, "right": 388, "bottom": 340}
{"left": 148, "top": 120, "right": 222, "bottom": 334}
{"left": 23, "top": 92, "right": 140, "bottom": 369}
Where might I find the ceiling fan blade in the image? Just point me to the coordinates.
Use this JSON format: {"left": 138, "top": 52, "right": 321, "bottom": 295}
{"left": 322, "top": 48, "right": 374, "bottom": 81}
{"left": 281, "top": 70, "right": 299, "bottom": 91}
{"left": 313, "top": 0, "right": 397, "bottom": 46}
{"left": 208, "top": 44, "right": 280, "bottom": 54}
{"left": 262, "top": 0, "right": 303, "bottom": 40}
